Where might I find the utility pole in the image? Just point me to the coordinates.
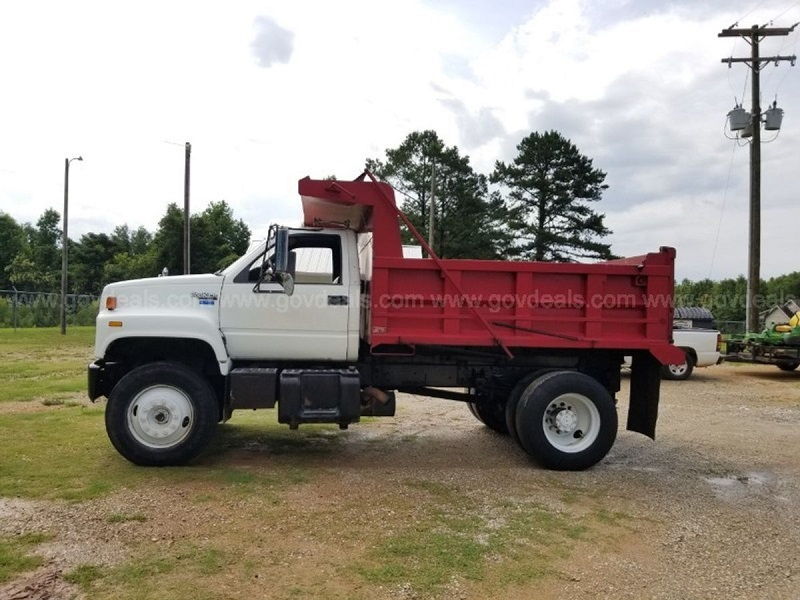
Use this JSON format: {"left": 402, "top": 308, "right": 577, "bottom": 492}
{"left": 719, "top": 23, "right": 797, "bottom": 333}
{"left": 428, "top": 161, "right": 436, "bottom": 256}
{"left": 61, "top": 156, "right": 82, "bottom": 335}
{"left": 183, "top": 141, "right": 191, "bottom": 275}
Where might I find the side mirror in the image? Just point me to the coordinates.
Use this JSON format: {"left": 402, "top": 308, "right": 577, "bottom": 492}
{"left": 273, "top": 228, "right": 294, "bottom": 295}
{"left": 253, "top": 227, "right": 294, "bottom": 295}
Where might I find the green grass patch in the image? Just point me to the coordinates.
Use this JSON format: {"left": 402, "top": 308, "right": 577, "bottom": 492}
{"left": 356, "top": 479, "right": 596, "bottom": 595}
{"left": 64, "top": 564, "right": 106, "bottom": 588}
{"left": 0, "top": 404, "right": 326, "bottom": 502}
{"left": 0, "top": 327, "right": 95, "bottom": 403}
{"left": 74, "top": 545, "right": 231, "bottom": 600}
{"left": 0, "top": 532, "right": 51, "bottom": 583}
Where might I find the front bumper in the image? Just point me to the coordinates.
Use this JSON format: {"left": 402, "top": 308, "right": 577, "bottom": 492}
{"left": 87, "top": 361, "right": 107, "bottom": 401}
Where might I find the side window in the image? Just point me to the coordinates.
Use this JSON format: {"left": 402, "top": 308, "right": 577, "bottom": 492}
{"left": 289, "top": 234, "right": 342, "bottom": 285}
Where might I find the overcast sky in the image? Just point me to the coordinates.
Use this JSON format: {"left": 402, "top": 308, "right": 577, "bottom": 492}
{"left": 1, "top": 0, "right": 798, "bottom": 281}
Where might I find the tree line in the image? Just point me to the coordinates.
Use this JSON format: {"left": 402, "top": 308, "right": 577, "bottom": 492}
{"left": 0, "top": 129, "right": 615, "bottom": 298}
{"left": 1, "top": 128, "right": 798, "bottom": 326}
{"left": 675, "top": 274, "right": 800, "bottom": 323}
{"left": 0, "top": 201, "right": 250, "bottom": 296}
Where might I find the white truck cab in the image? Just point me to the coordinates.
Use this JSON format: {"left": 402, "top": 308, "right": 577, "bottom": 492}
{"left": 94, "top": 226, "right": 361, "bottom": 373}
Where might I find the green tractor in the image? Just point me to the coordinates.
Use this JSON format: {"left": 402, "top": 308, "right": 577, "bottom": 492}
{"left": 724, "top": 302, "right": 800, "bottom": 371}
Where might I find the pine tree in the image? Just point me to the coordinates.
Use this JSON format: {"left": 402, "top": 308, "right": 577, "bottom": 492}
{"left": 491, "top": 131, "right": 614, "bottom": 261}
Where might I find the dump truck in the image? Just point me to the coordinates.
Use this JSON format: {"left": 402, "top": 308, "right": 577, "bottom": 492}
{"left": 88, "top": 172, "right": 684, "bottom": 471}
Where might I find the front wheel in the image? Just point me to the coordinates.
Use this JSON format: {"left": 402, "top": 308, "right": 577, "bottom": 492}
{"left": 514, "top": 371, "right": 617, "bottom": 471}
{"left": 105, "top": 362, "right": 219, "bottom": 466}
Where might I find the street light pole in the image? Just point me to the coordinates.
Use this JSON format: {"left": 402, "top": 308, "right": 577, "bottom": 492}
{"left": 61, "top": 156, "right": 83, "bottom": 335}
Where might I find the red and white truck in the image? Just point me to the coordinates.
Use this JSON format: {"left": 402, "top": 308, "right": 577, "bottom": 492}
{"left": 88, "top": 172, "right": 684, "bottom": 470}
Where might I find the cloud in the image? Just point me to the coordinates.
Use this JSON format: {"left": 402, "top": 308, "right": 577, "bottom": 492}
{"left": 251, "top": 17, "right": 294, "bottom": 68}
{"left": 438, "top": 97, "right": 506, "bottom": 148}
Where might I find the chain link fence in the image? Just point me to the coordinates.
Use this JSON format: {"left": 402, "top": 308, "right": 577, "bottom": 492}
{"left": 714, "top": 320, "right": 747, "bottom": 336}
{"left": 0, "top": 289, "right": 99, "bottom": 329}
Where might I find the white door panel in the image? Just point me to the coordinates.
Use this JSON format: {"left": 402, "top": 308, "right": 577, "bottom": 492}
{"left": 219, "top": 231, "right": 353, "bottom": 361}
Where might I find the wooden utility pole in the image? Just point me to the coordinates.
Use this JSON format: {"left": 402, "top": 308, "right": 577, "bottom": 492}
{"left": 183, "top": 141, "right": 191, "bottom": 275}
{"left": 719, "top": 24, "right": 797, "bottom": 333}
{"left": 428, "top": 161, "right": 436, "bottom": 256}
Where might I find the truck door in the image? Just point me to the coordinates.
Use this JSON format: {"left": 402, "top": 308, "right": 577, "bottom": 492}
{"left": 219, "top": 231, "right": 352, "bottom": 361}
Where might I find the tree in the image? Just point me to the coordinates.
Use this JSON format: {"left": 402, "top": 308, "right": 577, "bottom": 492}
{"left": 491, "top": 131, "right": 614, "bottom": 261}
{"left": 150, "top": 201, "right": 251, "bottom": 276}
{"left": 190, "top": 201, "right": 251, "bottom": 273}
{"left": 151, "top": 203, "right": 185, "bottom": 276}
{"left": 367, "top": 130, "right": 510, "bottom": 259}
{"left": 70, "top": 233, "right": 117, "bottom": 294}
{"left": 0, "top": 212, "right": 25, "bottom": 289}
{"left": 30, "top": 209, "right": 62, "bottom": 289}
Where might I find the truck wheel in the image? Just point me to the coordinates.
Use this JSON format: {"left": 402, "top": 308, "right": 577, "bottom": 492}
{"left": 514, "top": 371, "right": 617, "bottom": 471}
{"left": 660, "top": 352, "right": 695, "bottom": 381}
{"left": 505, "top": 372, "right": 546, "bottom": 446}
{"left": 467, "top": 401, "right": 508, "bottom": 434}
{"left": 105, "top": 362, "right": 219, "bottom": 466}
{"left": 777, "top": 360, "right": 800, "bottom": 371}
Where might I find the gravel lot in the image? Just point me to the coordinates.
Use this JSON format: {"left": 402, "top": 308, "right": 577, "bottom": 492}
{"left": 1, "top": 362, "right": 799, "bottom": 599}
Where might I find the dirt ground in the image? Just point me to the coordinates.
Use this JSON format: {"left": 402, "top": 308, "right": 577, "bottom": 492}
{"left": 1, "top": 362, "right": 799, "bottom": 599}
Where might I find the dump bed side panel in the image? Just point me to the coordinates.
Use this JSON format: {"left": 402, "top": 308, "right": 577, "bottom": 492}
{"left": 368, "top": 247, "right": 681, "bottom": 362}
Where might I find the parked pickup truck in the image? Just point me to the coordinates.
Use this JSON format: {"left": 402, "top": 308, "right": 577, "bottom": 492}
{"left": 662, "top": 328, "right": 722, "bottom": 380}
{"left": 88, "top": 172, "right": 684, "bottom": 471}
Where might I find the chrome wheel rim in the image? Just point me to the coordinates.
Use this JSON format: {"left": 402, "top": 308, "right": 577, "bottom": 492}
{"left": 127, "top": 385, "right": 194, "bottom": 449}
{"left": 542, "top": 393, "right": 600, "bottom": 453}
{"left": 668, "top": 362, "right": 688, "bottom": 377}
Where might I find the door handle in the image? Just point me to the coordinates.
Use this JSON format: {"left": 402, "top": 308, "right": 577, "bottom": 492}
{"left": 328, "top": 295, "right": 348, "bottom": 306}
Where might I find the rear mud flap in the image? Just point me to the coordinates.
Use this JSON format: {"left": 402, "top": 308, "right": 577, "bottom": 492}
{"left": 627, "top": 352, "right": 661, "bottom": 440}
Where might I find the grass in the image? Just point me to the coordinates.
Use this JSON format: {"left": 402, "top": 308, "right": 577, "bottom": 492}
{"left": 355, "top": 479, "right": 595, "bottom": 595}
{"left": 65, "top": 546, "right": 231, "bottom": 599}
{"left": 0, "top": 403, "right": 327, "bottom": 501}
{"left": 0, "top": 327, "right": 95, "bottom": 403}
{"left": 0, "top": 532, "right": 51, "bottom": 583}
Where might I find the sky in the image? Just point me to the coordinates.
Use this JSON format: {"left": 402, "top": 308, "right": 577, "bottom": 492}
{"left": 0, "top": 0, "right": 798, "bottom": 281}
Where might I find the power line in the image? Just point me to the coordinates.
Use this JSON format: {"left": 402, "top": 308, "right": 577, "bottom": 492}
{"left": 708, "top": 143, "right": 738, "bottom": 279}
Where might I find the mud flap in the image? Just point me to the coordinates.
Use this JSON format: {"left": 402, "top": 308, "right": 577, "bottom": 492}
{"left": 627, "top": 351, "right": 661, "bottom": 440}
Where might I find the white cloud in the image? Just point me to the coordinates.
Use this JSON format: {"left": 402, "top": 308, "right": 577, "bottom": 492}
{"left": 251, "top": 16, "right": 294, "bottom": 68}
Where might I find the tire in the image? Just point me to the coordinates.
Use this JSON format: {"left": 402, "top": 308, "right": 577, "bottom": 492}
{"left": 661, "top": 351, "right": 695, "bottom": 381}
{"left": 777, "top": 360, "right": 800, "bottom": 372}
{"left": 467, "top": 401, "right": 508, "bottom": 434}
{"left": 505, "top": 372, "right": 547, "bottom": 446}
{"left": 105, "top": 362, "right": 219, "bottom": 466}
{"left": 514, "top": 371, "right": 617, "bottom": 471}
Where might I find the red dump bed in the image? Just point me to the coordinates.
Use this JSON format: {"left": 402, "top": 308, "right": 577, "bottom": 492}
{"left": 299, "top": 175, "right": 683, "bottom": 365}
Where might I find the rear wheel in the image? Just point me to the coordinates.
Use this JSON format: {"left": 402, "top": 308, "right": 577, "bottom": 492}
{"left": 661, "top": 352, "right": 695, "bottom": 380}
{"left": 777, "top": 360, "right": 800, "bottom": 371}
{"left": 105, "top": 362, "right": 219, "bottom": 466}
{"left": 505, "top": 372, "right": 546, "bottom": 446}
{"left": 467, "top": 400, "right": 508, "bottom": 434}
{"left": 514, "top": 371, "right": 617, "bottom": 471}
